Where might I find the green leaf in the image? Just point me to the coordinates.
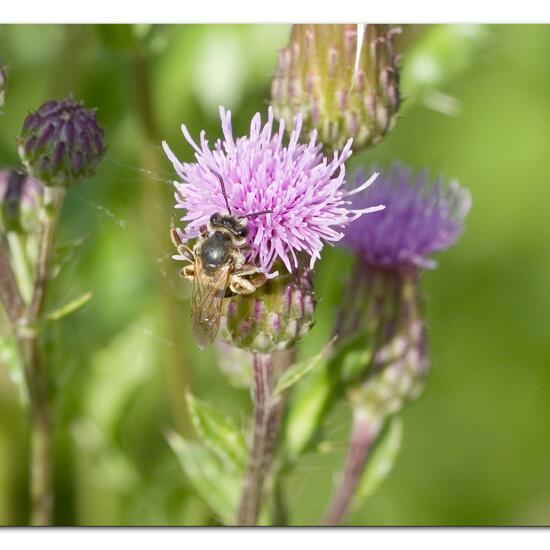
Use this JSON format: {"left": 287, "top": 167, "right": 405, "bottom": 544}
{"left": 274, "top": 338, "right": 335, "bottom": 395}
{"left": 283, "top": 334, "right": 372, "bottom": 460}
{"left": 0, "top": 335, "right": 28, "bottom": 407}
{"left": 186, "top": 392, "right": 248, "bottom": 471}
{"left": 352, "top": 416, "right": 403, "bottom": 508}
{"left": 283, "top": 366, "right": 334, "bottom": 461}
{"left": 45, "top": 290, "right": 93, "bottom": 322}
{"left": 167, "top": 431, "right": 240, "bottom": 525}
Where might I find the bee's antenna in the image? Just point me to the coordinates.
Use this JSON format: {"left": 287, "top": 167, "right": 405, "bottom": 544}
{"left": 215, "top": 175, "right": 232, "bottom": 215}
{"left": 239, "top": 210, "right": 273, "bottom": 219}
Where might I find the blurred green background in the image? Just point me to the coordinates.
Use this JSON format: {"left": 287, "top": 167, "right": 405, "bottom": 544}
{"left": 0, "top": 24, "right": 549, "bottom": 526}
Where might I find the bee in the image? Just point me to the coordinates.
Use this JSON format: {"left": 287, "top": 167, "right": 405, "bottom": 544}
{"left": 171, "top": 177, "right": 271, "bottom": 348}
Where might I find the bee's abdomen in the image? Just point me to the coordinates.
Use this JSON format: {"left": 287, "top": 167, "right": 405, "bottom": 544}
{"left": 200, "top": 232, "right": 231, "bottom": 274}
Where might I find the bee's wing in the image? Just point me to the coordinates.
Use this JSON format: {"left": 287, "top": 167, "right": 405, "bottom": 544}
{"left": 191, "top": 256, "right": 231, "bottom": 348}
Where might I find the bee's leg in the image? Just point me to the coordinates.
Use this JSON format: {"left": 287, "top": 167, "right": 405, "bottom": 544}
{"left": 229, "top": 274, "right": 258, "bottom": 295}
{"left": 235, "top": 264, "right": 261, "bottom": 277}
{"left": 180, "top": 263, "right": 195, "bottom": 281}
{"left": 231, "top": 264, "right": 267, "bottom": 294}
{"left": 177, "top": 244, "right": 195, "bottom": 262}
{"left": 199, "top": 224, "right": 208, "bottom": 236}
{"left": 170, "top": 225, "right": 184, "bottom": 248}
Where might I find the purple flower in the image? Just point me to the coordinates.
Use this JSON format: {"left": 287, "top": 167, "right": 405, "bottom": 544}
{"left": 163, "top": 106, "right": 382, "bottom": 276}
{"left": 342, "top": 164, "right": 471, "bottom": 270}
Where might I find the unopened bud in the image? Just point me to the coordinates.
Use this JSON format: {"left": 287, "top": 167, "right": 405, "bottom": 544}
{"left": 220, "top": 268, "right": 316, "bottom": 354}
{"left": 18, "top": 98, "right": 106, "bottom": 188}
{"left": 272, "top": 24, "right": 401, "bottom": 151}
{"left": 347, "top": 266, "right": 428, "bottom": 420}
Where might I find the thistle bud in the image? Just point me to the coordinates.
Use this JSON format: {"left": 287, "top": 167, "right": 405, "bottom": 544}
{"left": 18, "top": 98, "right": 107, "bottom": 188}
{"left": 347, "top": 267, "right": 428, "bottom": 420}
{"left": 219, "top": 269, "right": 316, "bottom": 354}
{"left": 0, "top": 63, "right": 6, "bottom": 111}
{"left": 338, "top": 164, "right": 471, "bottom": 420}
{"left": 0, "top": 169, "right": 43, "bottom": 234}
{"left": 272, "top": 24, "right": 401, "bottom": 151}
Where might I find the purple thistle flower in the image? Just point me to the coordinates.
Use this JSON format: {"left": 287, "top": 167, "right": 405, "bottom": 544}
{"left": 163, "top": 106, "right": 383, "bottom": 276}
{"left": 342, "top": 163, "right": 471, "bottom": 270}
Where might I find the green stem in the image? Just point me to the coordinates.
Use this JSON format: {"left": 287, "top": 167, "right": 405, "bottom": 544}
{"left": 19, "top": 186, "right": 65, "bottom": 526}
{"left": 235, "top": 352, "right": 284, "bottom": 526}
{"left": 20, "top": 335, "right": 54, "bottom": 526}
{"left": 323, "top": 409, "right": 382, "bottom": 525}
{"left": 7, "top": 232, "right": 34, "bottom": 304}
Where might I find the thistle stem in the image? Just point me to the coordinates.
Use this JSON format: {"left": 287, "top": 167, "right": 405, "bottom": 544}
{"left": 20, "top": 186, "right": 64, "bottom": 526}
{"left": 236, "top": 352, "right": 283, "bottom": 526}
{"left": 7, "top": 232, "right": 34, "bottom": 303}
{"left": 22, "top": 336, "right": 54, "bottom": 526}
{"left": 28, "top": 188, "right": 64, "bottom": 319}
{"left": 323, "top": 409, "right": 381, "bottom": 526}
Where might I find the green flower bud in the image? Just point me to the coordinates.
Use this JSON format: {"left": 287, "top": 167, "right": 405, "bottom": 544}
{"left": 272, "top": 24, "right": 401, "bottom": 151}
{"left": 18, "top": 98, "right": 106, "bottom": 188}
{"left": 0, "top": 169, "right": 43, "bottom": 234}
{"left": 220, "top": 268, "right": 316, "bottom": 354}
{"left": 346, "top": 266, "right": 428, "bottom": 421}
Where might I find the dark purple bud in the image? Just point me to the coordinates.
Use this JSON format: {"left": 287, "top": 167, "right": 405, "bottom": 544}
{"left": 23, "top": 113, "right": 40, "bottom": 132}
{"left": 53, "top": 142, "right": 66, "bottom": 169}
{"left": 78, "top": 129, "right": 91, "bottom": 155}
{"left": 18, "top": 98, "right": 106, "bottom": 187}
{"left": 36, "top": 123, "right": 56, "bottom": 150}
{"left": 24, "top": 136, "right": 38, "bottom": 156}
{"left": 94, "top": 133, "right": 106, "bottom": 155}
{"left": 65, "top": 119, "right": 76, "bottom": 144}
{"left": 72, "top": 151, "right": 84, "bottom": 174}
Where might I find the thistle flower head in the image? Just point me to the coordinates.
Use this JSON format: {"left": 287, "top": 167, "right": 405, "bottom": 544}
{"left": 272, "top": 24, "right": 401, "bottom": 152}
{"left": 342, "top": 164, "right": 471, "bottom": 271}
{"left": 221, "top": 268, "right": 316, "bottom": 353}
{"left": 18, "top": 98, "right": 107, "bottom": 188}
{"left": 163, "top": 106, "right": 381, "bottom": 276}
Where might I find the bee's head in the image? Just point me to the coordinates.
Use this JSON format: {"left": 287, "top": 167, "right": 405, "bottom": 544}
{"left": 208, "top": 212, "right": 249, "bottom": 245}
